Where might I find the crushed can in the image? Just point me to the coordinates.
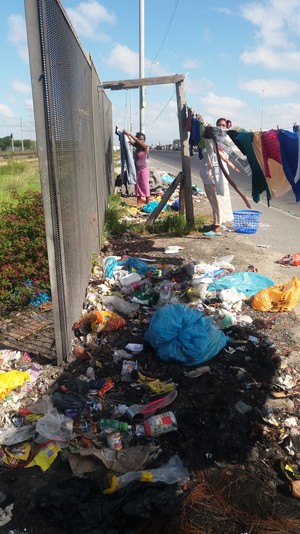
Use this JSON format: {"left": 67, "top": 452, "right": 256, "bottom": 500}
{"left": 143, "top": 411, "right": 178, "bottom": 436}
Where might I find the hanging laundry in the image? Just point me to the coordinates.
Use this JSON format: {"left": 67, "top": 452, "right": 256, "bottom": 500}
{"left": 189, "top": 113, "right": 202, "bottom": 156}
{"left": 261, "top": 129, "right": 282, "bottom": 177}
{"left": 294, "top": 130, "right": 300, "bottom": 184}
{"left": 115, "top": 127, "right": 136, "bottom": 185}
{"left": 185, "top": 107, "right": 192, "bottom": 133}
{"left": 227, "top": 130, "right": 271, "bottom": 205}
{"left": 252, "top": 132, "right": 291, "bottom": 198}
{"left": 277, "top": 129, "right": 300, "bottom": 202}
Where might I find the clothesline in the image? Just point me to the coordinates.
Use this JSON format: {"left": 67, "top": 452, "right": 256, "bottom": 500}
{"left": 185, "top": 106, "right": 300, "bottom": 204}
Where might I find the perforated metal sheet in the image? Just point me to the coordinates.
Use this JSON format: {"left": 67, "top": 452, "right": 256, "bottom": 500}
{"left": 25, "top": 0, "right": 113, "bottom": 362}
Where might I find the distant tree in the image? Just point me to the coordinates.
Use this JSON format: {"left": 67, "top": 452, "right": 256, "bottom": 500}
{"left": 0, "top": 136, "right": 12, "bottom": 151}
{"left": 14, "top": 140, "right": 22, "bottom": 148}
{"left": 173, "top": 138, "right": 180, "bottom": 145}
{"left": 23, "top": 139, "right": 36, "bottom": 149}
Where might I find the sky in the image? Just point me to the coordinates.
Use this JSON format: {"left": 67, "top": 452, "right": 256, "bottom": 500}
{"left": 2, "top": 0, "right": 300, "bottom": 145}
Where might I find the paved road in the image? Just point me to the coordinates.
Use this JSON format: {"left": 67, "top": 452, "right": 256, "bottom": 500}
{"left": 148, "top": 150, "right": 300, "bottom": 259}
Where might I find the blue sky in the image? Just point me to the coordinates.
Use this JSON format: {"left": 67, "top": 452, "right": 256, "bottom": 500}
{"left": 2, "top": 0, "right": 300, "bottom": 145}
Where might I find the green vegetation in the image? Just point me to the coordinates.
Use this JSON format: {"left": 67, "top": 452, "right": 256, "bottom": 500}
{"left": 0, "top": 159, "right": 41, "bottom": 204}
{"left": 0, "top": 190, "right": 49, "bottom": 313}
{"left": 0, "top": 137, "right": 36, "bottom": 151}
{"left": 0, "top": 157, "right": 207, "bottom": 313}
{"left": 103, "top": 193, "right": 208, "bottom": 240}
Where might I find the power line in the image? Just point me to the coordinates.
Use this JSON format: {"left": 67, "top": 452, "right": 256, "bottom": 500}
{"left": 149, "top": 0, "right": 180, "bottom": 66}
{"left": 151, "top": 89, "right": 176, "bottom": 123}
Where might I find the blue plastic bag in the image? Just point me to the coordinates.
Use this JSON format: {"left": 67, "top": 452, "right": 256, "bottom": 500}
{"left": 141, "top": 201, "right": 168, "bottom": 213}
{"left": 118, "top": 257, "right": 157, "bottom": 275}
{"left": 208, "top": 272, "right": 274, "bottom": 296}
{"left": 144, "top": 304, "right": 229, "bottom": 366}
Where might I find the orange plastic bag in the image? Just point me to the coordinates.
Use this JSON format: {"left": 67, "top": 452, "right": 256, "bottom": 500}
{"left": 251, "top": 276, "right": 300, "bottom": 312}
{"left": 280, "top": 253, "right": 300, "bottom": 266}
{"left": 73, "top": 310, "right": 125, "bottom": 334}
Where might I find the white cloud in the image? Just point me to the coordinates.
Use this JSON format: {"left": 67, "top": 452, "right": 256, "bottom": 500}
{"left": 12, "top": 80, "right": 31, "bottom": 94}
{"left": 8, "top": 14, "right": 26, "bottom": 45}
{"left": 25, "top": 99, "right": 33, "bottom": 112}
{"left": 198, "top": 92, "right": 247, "bottom": 127}
{"left": 66, "top": 1, "right": 116, "bottom": 41}
{"left": 182, "top": 58, "right": 201, "bottom": 69}
{"left": 185, "top": 76, "right": 214, "bottom": 95}
{"left": 241, "top": 46, "right": 300, "bottom": 70}
{"left": 214, "top": 7, "right": 235, "bottom": 16}
{"left": 0, "top": 104, "right": 14, "bottom": 121}
{"left": 240, "top": 0, "right": 300, "bottom": 70}
{"left": 105, "top": 44, "right": 139, "bottom": 76}
{"left": 239, "top": 78, "right": 300, "bottom": 97}
{"left": 8, "top": 14, "right": 28, "bottom": 63}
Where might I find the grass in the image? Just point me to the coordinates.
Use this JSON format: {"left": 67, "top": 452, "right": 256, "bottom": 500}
{"left": 103, "top": 192, "right": 208, "bottom": 240}
{"left": 0, "top": 159, "right": 41, "bottom": 204}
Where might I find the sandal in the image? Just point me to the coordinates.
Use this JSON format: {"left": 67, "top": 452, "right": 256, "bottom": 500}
{"left": 203, "top": 230, "right": 222, "bottom": 237}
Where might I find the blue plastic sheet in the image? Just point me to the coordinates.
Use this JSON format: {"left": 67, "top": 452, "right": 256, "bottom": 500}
{"left": 161, "top": 174, "right": 174, "bottom": 184}
{"left": 144, "top": 304, "right": 229, "bottom": 366}
{"left": 141, "top": 201, "right": 169, "bottom": 213}
{"left": 118, "top": 257, "right": 157, "bottom": 275}
{"left": 208, "top": 271, "right": 274, "bottom": 296}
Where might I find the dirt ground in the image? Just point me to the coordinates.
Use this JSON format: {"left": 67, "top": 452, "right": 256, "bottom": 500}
{"left": 1, "top": 194, "right": 300, "bottom": 534}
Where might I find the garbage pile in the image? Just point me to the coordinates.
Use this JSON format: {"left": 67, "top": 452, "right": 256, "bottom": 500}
{"left": 1, "top": 253, "right": 300, "bottom": 532}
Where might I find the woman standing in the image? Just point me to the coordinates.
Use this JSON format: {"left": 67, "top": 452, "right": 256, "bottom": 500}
{"left": 199, "top": 117, "right": 233, "bottom": 236}
{"left": 124, "top": 130, "right": 150, "bottom": 208}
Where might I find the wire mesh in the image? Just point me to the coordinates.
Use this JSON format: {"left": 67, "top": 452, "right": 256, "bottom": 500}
{"left": 25, "top": 0, "right": 113, "bottom": 362}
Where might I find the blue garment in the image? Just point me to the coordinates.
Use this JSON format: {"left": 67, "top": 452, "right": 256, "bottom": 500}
{"left": 116, "top": 129, "right": 136, "bottom": 184}
{"left": 277, "top": 129, "right": 300, "bottom": 202}
{"left": 189, "top": 114, "right": 201, "bottom": 155}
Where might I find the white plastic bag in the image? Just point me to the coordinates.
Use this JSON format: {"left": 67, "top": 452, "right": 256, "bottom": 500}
{"left": 35, "top": 408, "right": 74, "bottom": 442}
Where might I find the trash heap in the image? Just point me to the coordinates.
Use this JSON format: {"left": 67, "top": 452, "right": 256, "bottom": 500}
{"left": 1, "top": 253, "right": 300, "bottom": 532}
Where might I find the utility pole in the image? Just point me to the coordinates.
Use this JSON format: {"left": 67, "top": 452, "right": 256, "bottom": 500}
{"left": 139, "top": 0, "right": 145, "bottom": 134}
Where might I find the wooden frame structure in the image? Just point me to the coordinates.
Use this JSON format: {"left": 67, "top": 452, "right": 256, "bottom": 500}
{"left": 101, "top": 74, "right": 194, "bottom": 224}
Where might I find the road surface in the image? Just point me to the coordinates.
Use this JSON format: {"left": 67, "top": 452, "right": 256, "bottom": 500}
{"left": 148, "top": 150, "right": 300, "bottom": 259}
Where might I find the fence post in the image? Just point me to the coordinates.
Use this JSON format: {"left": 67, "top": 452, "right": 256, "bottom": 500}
{"left": 175, "top": 80, "right": 194, "bottom": 225}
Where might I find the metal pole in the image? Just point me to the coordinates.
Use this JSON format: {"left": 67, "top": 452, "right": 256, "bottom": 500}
{"left": 20, "top": 117, "right": 24, "bottom": 151}
{"left": 139, "top": 0, "right": 145, "bottom": 133}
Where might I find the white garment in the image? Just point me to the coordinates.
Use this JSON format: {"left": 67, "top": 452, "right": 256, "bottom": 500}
{"left": 199, "top": 141, "right": 233, "bottom": 225}
{"left": 294, "top": 130, "right": 300, "bottom": 184}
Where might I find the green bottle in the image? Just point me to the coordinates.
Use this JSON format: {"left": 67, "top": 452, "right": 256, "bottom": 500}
{"left": 98, "top": 418, "right": 131, "bottom": 432}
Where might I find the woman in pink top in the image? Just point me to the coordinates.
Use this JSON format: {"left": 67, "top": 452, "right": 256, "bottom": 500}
{"left": 124, "top": 130, "right": 150, "bottom": 208}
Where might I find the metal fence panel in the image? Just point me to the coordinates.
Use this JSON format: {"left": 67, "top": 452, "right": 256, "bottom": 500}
{"left": 24, "top": 0, "right": 113, "bottom": 363}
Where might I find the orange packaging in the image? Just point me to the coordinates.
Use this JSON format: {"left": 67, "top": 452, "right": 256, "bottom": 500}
{"left": 280, "top": 253, "right": 300, "bottom": 266}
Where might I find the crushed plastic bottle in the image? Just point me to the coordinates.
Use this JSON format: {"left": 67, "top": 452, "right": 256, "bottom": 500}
{"left": 104, "top": 455, "right": 189, "bottom": 493}
{"left": 98, "top": 418, "right": 132, "bottom": 432}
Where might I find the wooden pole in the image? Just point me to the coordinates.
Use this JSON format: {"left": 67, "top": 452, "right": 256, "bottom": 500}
{"left": 146, "top": 171, "right": 184, "bottom": 224}
{"left": 175, "top": 81, "right": 194, "bottom": 225}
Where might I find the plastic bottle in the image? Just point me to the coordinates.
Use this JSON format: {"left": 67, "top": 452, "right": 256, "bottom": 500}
{"left": 120, "top": 272, "right": 141, "bottom": 286}
{"left": 104, "top": 455, "right": 189, "bottom": 494}
{"left": 101, "top": 295, "right": 139, "bottom": 314}
{"left": 97, "top": 418, "right": 132, "bottom": 432}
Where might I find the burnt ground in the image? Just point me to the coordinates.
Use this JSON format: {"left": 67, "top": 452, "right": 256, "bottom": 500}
{"left": 1, "top": 202, "right": 300, "bottom": 533}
